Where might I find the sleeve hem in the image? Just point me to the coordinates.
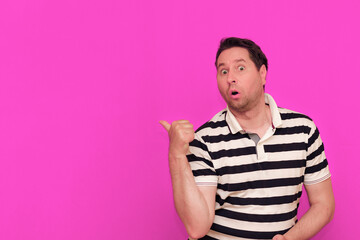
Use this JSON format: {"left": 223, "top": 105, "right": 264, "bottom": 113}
{"left": 304, "top": 173, "right": 331, "bottom": 185}
{"left": 195, "top": 181, "right": 217, "bottom": 186}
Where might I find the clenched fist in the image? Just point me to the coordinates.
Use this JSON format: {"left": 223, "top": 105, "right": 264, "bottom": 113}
{"left": 159, "top": 120, "right": 195, "bottom": 159}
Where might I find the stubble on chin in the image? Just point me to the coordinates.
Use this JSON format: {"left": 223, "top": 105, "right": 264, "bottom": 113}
{"left": 227, "top": 87, "right": 265, "bottom": 114}
{"left": 227, "top": 98, "right": 250, "bottom": 114}
{"left": 229, "top": 104, "right": 247, "bottom": 114}
{"left": 221, "top": 90, "right": 253, "bottom": 113}
{"left": 228, "top": 92, "right": 266, "bottom": 115}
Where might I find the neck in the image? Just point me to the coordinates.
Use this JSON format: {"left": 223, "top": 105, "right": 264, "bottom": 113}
{"left": 230, "top": 95, "right": 272, "bottom": 138}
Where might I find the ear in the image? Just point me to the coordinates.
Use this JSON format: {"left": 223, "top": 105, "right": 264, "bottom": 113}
{"left": 259, "top": 64, "right": 267, "bottom": 86}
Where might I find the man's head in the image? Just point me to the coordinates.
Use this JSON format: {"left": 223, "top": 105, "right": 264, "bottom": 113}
{"left": 215, "top": 38, "right": 268, "bottom": 113}
{"left": 215, "top": 37, "right": 268, "bottom": 71}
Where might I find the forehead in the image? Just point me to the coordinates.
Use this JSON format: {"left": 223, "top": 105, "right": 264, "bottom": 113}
{"left": 217, "top": 47, "right": 251, "bottom": 67}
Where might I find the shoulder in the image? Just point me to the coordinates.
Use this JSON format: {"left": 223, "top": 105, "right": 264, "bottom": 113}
{"left": 276, "top": 107, "right": 321, "bottom": 140}
{"left": 195, "top": 108, "right": 229, "bottom": 136}
{"left": 278, "top": 107, "right": 313, "bottom": 121}
{"left": 278, "top": 107, "right": 316, "bottom": 127}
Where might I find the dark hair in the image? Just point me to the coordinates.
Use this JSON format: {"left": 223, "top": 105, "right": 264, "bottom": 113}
{"left": 215, "top": 37, "right": 268, "bottom": 71}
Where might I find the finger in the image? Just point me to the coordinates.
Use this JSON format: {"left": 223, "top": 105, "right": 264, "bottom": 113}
{"left": 176, "top": 120, "right": 190, "bottom": 123}
{"left": 159, "top": 120, "right": 171, "bottom": 132}
{"left": 173, "top": 120, "right": 193, "bottom": 128}
{"left": 272, "top": 235, "right": 284, "bottom": 240}
{"left": 181, "top": 123, "right": 194, "bottom": 129}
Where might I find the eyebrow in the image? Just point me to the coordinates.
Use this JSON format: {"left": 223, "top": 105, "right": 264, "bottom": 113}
{"left": 217, "top": 58, "right": 246, "bottom": 68}
{"left": 235, "top": 58, "right": 246, "bottom": 63}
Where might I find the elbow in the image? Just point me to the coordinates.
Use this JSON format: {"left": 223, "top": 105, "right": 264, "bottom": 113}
{"left": 188, "top": 232, "right": 205, "bottom": 239}
{"left": 324, "top": 197, "right": 335, "bottom": 223}
{"left": 328, "top": 201, "right": 335, "bottom": 222}
{"left": 186, "top": 223, "right": 212, "bottom": 239}
{"left": 187, "top": 229, "right": 209, "bottom": 239}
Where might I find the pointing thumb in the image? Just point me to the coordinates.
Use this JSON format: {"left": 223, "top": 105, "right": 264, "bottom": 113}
{"left": 159, "top": 120, "right": 171, "bottom": 132}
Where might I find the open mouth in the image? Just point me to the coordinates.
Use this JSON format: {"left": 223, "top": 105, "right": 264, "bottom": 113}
{"left": 229, "top": 90, "right": 240, "bottom": 99}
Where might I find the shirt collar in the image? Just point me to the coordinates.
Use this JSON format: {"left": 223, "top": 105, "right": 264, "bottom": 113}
{"left": 225, "top": 93, "right": 282, "bottom": 134}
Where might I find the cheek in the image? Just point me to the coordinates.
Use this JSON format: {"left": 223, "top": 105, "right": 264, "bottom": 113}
{"left": 217, "top": 80, "right": 226, "bottom": 93}
{"left": 216, "top": 78, "right": 221, "bottom": 88}
{"left": 217, "top": 77, "right": 225, "bottom": 87}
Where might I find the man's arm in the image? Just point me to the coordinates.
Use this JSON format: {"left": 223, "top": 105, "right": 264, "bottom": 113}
{"left": 160, "top": 120, "right": 216, "bottom": 239}
{"left": 273, "top": 178, "right": 335, "bottom": 240}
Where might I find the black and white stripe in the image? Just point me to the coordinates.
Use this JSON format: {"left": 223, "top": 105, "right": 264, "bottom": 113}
{"left": 187, "top": 94, "right": 330, "bottom": 240}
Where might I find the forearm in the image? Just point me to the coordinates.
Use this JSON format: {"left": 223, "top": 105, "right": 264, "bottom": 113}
{"left": 160, "top": 120, "right": 215, "bottom": 238}
{"left": 284, "top": 199, "right": 334, "bottom": 240}
{"left": 169, "top": 154, "right": 214, "bottom": 238}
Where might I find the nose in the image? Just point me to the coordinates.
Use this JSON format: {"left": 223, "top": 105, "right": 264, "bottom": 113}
{"left": 227, "top": 70, "right": 237, "bottom": 84}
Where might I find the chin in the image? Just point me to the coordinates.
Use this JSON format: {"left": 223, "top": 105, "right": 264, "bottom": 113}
{"left": 228, "top": 100, "right": 251, "bottom": 112}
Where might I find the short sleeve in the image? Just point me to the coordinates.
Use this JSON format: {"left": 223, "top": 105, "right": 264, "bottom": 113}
{"left": 187, "top": 132, "right": 218, "bottom": 186}
{"left": 304, "top": 121, "right": 331, "bottom": 185}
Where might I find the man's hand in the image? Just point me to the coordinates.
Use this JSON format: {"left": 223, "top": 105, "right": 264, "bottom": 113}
{"left": 272, "top": 234, "right": 287, "bottom": 240}
{"left": 159, "top": 120, "right": 195, "bottom": 159}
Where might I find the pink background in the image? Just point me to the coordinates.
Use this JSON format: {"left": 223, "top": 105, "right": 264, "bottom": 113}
{"left": 0, "top": 0, "right": 359, "bottom": 239}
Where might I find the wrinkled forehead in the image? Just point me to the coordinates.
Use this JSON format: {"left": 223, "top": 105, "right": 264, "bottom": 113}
{"left": 216, "top": 47, "right": 252, "bottom": 68}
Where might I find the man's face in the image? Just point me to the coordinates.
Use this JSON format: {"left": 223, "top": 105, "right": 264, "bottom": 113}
{"left": 216, "top": 47, "right": 267, "bottom": 113}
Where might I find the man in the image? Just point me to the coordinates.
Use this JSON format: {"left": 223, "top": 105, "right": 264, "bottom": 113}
{"left": 160, "top": 37, "right": 334, "bottom": 240}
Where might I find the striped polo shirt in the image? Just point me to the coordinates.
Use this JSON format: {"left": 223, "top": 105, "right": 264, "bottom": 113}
{"left": 187, "top": 94, "right": 330, "bottom": 240}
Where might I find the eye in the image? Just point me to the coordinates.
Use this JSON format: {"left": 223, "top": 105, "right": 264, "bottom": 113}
{"left": 238, "top": 66, "right": 245, "bottom": 71}
{"left": 221, "top": 69, "right": 228, "bottom": 75}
